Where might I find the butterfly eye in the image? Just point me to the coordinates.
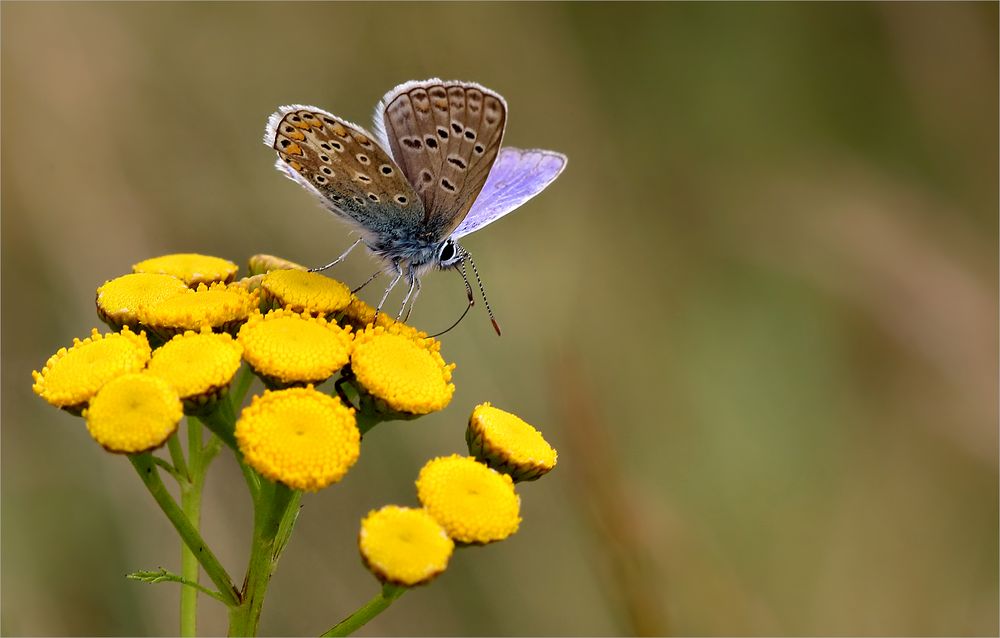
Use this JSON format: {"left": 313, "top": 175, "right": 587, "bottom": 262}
{"left": 438, "top": 241, "right": 461, "bottom": 267}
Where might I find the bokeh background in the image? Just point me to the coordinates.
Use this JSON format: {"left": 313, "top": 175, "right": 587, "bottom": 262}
{"left": 2, "top": 2, "right": 997, "bottom": 636}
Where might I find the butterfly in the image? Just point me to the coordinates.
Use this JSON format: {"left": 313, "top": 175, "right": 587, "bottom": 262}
{"left": 263, "top": 79, "right": 567, "bottom": 334}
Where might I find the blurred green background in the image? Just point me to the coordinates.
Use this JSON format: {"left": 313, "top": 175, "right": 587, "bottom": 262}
{"left": 3, "top": 2, "right": 997, "bottom": 636}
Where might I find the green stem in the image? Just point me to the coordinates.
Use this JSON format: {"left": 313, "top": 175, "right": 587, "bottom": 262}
{"left": 167, "top": 431, "right": 190, "bottom": 479}
{"left": 227, "top": 479, "right": 299, "bottom": 636}
{"left": 198, "top": 409, "right": 238, "bottom": 451}
{"left": 129, "top": 453, "right": 240, "bottom": 607}
{"left": 321, "top": 584, "right": 407, "bottom": 637}
{"left": 178, "top": 420, "right": 204, "bottom": 637}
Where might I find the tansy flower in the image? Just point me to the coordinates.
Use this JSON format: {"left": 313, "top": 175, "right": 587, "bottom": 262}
{"left": 339, "top": 297, "right": 429, "bottom": 339}
{"left": 137, "top": 282, "right": 258, "bottom": 341}
{"left": 146, "top": 329, "right": 244, "bottom": 413}
{"left": 466, "top": 403, "right": 558, "bottom": 482}
{"left": 32, "top": 327, "right": 151, "bottom": 414}
{"left": 359, "top": 506, "right": 454, "bottom": 587}
{"left": 260, "top": 269, "right": 351, "bottom": 316}
{"left": 132, "top": 253, "right": 238, "bottom": 286}
{"left": 247, "top": 254, "right": 307, "bottom": 276}
{"left": 235, "top": 386, "right": 359, "bottom": 492}
{"left": 349, "top": 326, "right": 455, "bottom": 416}
{"left": 238, "top": 310, "right": 352, "bottom": 388}
{"left": 416, "top": 455, "right": 521, "bottom": 544}
{"left": 84, "top": 373, "right": 183, "bottom": 453}
{"left": 95, "top": 272, "right": 190, "bottom": 332}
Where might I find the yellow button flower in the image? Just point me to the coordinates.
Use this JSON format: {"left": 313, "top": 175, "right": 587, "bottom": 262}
{"left": 247, "top": 254, "right": 307, "bottom": 276}
{"left": 416, "top": 455, "right": 521, "bottom": 544}
{"left": 137, "top": 282, "right": 258, "bottom": 340}
{"left": 359, "top": 506, "right": 454, "bottom": 587}
{"left": 260, "top": 269, "right": 351, "bottom": 315}
{"left": 339, "top": 297, "right": 429, "bottom": 339}
{"left": 96, "top": 273, "right": 190, "bottom": 332}
{"left": 146, "top": 329, "right": 244, "bottom": 412}
{"left": 84, "top": 373, "right": 183, "bottom": 453}
{"left": 467, "top": 403, "right": 558, "bottom": 482}
{"left": 235, "top": 386, "right": 359, "bottom": 492}
{"left": 133, "top": 253, "right": 238, "bottom": 286}
{"left": 349, "top": 327, "right": 455, "bottom": 416}
{"left": 238, "top": 310, "right": 353, "bottom": 388}
{"left": 32, "top": 327, "right": 152, "bottom": 414}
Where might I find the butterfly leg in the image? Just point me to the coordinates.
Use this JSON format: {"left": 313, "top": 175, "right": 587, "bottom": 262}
{"left": 309, "top": 238, "right": 362, "bottom": 273}
{"left": 373, "top": 262, "right": 403, "bottom": 324}
{"left": 351, "top": 269, "right": 381, "bottom": 294}
{"left": 402, "top": 277, "right": 422, "bottom": 323}
{"left": 397, "top": 266, "right": 419, "bottom": 321}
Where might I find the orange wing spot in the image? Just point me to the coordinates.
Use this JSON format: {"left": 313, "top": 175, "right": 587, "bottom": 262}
{"left": 285, "top": 143, "right": 304, "bottom": 156}
{"left": 331, "top": 123, "right": 348, "bottom": 137}
{"left": 288, "top": 161, "right": 303, "bottom": 172}
{"left": 291, "top": 119, "right": 311, "bottom": 130}
{"left": 352, "top": 133, "right": 369, "bottom": 145}
{"left": 287, "top": 130, "right": 306, "bottom": 141}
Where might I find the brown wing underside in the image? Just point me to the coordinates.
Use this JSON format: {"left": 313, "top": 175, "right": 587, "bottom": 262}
{"left": 270, "top": 107, "right": 423, "bottom": 234}
{"left": 380, "top": 82, "right": 506, "bottom": 237}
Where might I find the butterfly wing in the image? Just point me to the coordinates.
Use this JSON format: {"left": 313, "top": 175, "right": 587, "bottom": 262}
{"left": 374, "top": 79, "right": 507, "bottom": 240}
{"left": 450, "top": 147, "right": 567, "bottom": 240}
{"left": 264, "top": 104, "right": 424, "bottom": 242}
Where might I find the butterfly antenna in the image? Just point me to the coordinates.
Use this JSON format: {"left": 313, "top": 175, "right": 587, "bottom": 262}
{"left": 428, "top": 266, "right": 475, "bottom": 338}
{"left": 464, "top": 250, "right": 501, "bottom": 336}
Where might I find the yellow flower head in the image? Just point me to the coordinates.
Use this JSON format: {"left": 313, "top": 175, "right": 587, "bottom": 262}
{"left": 132, "top": 253, "right": 238, "bottom": 286}
{"left": 32, "top": 327, "right": 151, "bottom": 414}
{"left": 95, "top": 272, "right": 190, "bottom": 332}
{"left": 248, "top": 254, "right": 307, "bottom": 276}
{"left": 84, "top": 373, "right": 183, "bottom": 453}
{"left": 146, "top": 329, "right": 244, "bottom": 412}
{"left": 467, "top": 403, "right": 558, "bottom": 482}
{"left": 349, "top": 326, "right": 455, "bottom": 416}
{"left": 238, "top": 310, "right": 353, "bottom": 388}
{"left": 416, "top": 455, "right": 521, "bottom": 544}
{"left": 359, "top": 506, "right": 454, "bottom": 587}
{"left": 260, "top": 269, "right": 351, "bottom": 316}
{"left": 235, "top": 386, "right": 359, "bottom": 492}
{"left": 339, "top": 297, "right": 429, "bottom": 341}
{"left": 137, "top": 282, "right": 258, "bottom": 341}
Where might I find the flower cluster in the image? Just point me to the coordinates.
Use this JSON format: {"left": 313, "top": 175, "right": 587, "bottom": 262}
{"left": 31, "top": 251, "right": 559, "bottom": 633}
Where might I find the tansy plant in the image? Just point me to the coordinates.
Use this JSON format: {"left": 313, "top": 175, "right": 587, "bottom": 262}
{"left": 32, "top": 252, "right": 558, "bottom": 637}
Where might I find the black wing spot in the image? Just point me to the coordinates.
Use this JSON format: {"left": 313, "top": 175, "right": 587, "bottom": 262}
{"left": 356, "top": 153, "right": 370, "bottom": 165}
{"left": 437, "top": 127, "right": 449, "bottom": 139}
{"left": 280, "top": 139, "right": 290, "bottom": 148}
{"left": 420, "top": 170, "right": 433, "bottom": 183}
{"left": 356, "top": 173, "right": 372, "bottom": 183}
{"left": 314, "top": 175, "right": 327, "bottom": 184}
{"left": 323, "top": 117, "right": 336, "bottom": 125}
{"left": 425, "top": 137, "right": 438, "bottom": 149}
{"left": 367, "top": 193, "right": 379, "bottom": 202}
{"left": 464, "top": 130, "right": 475, "bottom": 140}
{"left": 474, "top": 144, "right": 485, "bottom": 154}
{"left": 331, "top": 141, "right": 343, "bottom": 151}
{"left": 440, "top": 178, "right": 456, "bottom": 192}
{"left": 395, "top": 195, "right": 408, "bottom": 205}
{"left": 451, "top": 122, "right": 462, "bottom": 134}
{"left": 380, "top": 165, "right": 393, "bottom": 175}
{"left": 447, "top": 156, "right": 467, "bottom": 170}
{"left": 321, "top": 143, "right": 331, "bottom": 150}
{"left": 322, "top": 166, "right": 333, "bottom": 175}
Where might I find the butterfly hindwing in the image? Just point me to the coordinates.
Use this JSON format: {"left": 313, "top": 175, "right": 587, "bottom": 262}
{"left": 265, "top": 105, "right": 424, "bottom": 240}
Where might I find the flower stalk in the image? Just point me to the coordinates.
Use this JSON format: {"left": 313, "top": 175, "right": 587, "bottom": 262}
{"left": 128, "top": 452, "right": 240, "bottom": 607}
{"left": 321, "top": 584, "right": 407, "bottom": 637}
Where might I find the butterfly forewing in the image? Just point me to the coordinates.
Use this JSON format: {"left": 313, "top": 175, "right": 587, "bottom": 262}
{"left": 451, "top": 148, "right": 567, "bottom": 240}
{"left": 266, "top": 105, "right": 424, "bottom": 239}
{"left": 377, "top": 81, "right": 507, "bottom": 239}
